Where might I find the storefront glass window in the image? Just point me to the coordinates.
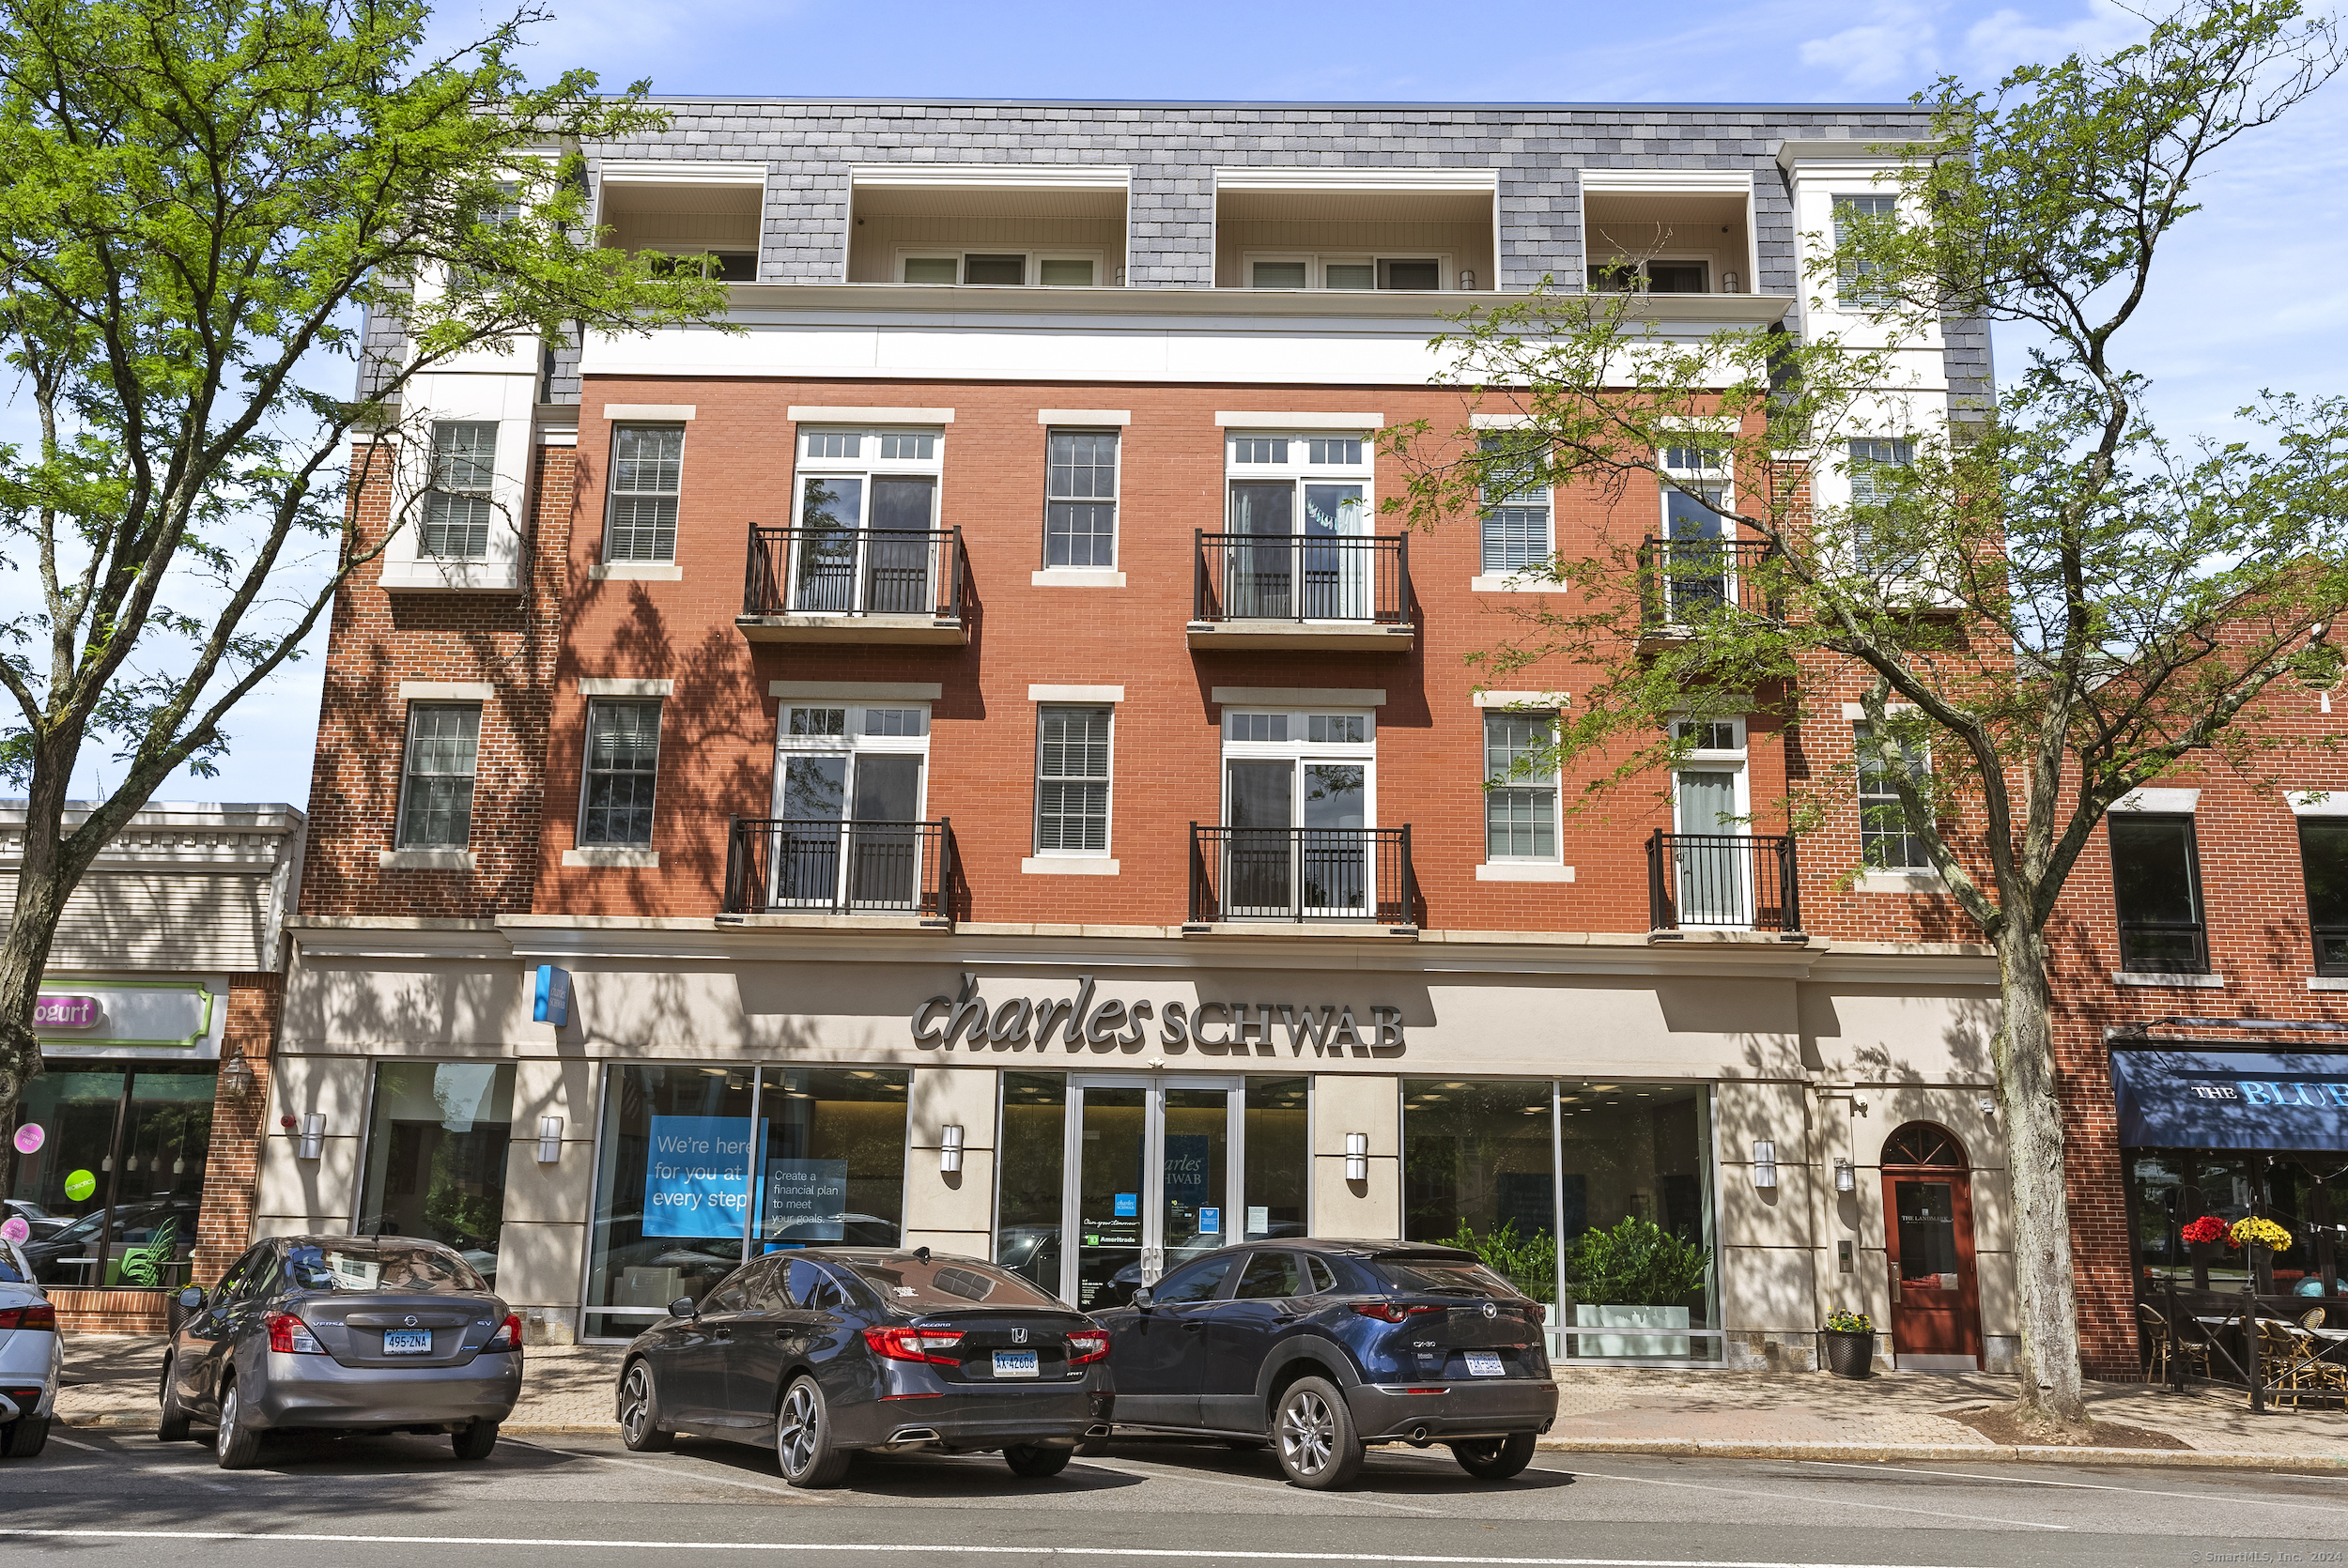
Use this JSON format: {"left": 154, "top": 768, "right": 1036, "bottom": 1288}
{"left": 1244, "top": 1077, "right": 1308, "bottom": 1240}
{"left": 749, "top": 1066, "right": 908, "bottom": 1249}
{"left": 1402, "top": 1078, "right": 1555, "bottom": 1300}
{"left": 356, "top": 1063, "right": 517, "bottom": 1285}
{"left": 996, "top": 1073, "right": 1065, "bottom": 1297}
{"left": 1557, "top": 1081, "right": 1718, "bottom": 1362}
{"left": 9, "top": 1062, "right": 212, "bottom": 1287}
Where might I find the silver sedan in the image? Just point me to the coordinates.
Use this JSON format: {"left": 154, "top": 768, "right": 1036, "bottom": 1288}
{"left": 160, "top": 1235, "right": 522, "bottom": 1468}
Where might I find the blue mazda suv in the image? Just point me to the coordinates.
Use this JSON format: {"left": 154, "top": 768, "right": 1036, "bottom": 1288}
{"left": 1088, "top": 1238, "right": 1557, "bottom": 1489}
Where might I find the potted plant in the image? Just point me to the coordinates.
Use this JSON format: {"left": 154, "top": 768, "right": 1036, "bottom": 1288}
{"left": 1564, "top": 1216, "right": 1711, "bottom": 1357}
{"left": 1821, "top": 1309, "right": 1876, "bottom": 1378}
{"left": 2231, "top": 1215, "right": 2293, "bottom": 1296}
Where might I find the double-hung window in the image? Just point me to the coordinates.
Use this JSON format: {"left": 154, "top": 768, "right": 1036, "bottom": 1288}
{"left": 421, "top": 423, "right": 497, "bottom": 559}
{"left": 1035, "top": 706, "right": 1112, "bottom": 855}
{"left": 1479, "top": 435, "right": 1552, "bottom": 576}
{"left": 1044, "top": 431, "right": 1118, "bottom": 568}
{"left": 396, "top": 705, "right": 481, "bottom": 849}
{"left": 1832, "top": 194, "right": 1897, "bottom": 306}
{"left": 1846, "top": 438, "right": 1914, "bottom": 575}
{"left": 606, "top": 426, "right": 685, "bottom": 563}
{"left": 766, "top": 703, "right": 932, "bottom": 912}
{"left": 579, "top": 699, "right": 662, "bottom": 847}
{"left": 790, "top": 428, "right": 945, "bottom": 616}
{"left": 1219, "top": 433, "right": 1379, "bottom": 621}
{"left": 1484, "top": 713, "right": 1559, "bottom": 862}
{"left": 1853, "top": 721, "right": 1930, "bottom": 870}
{"left": 2299, "top": 817, "right": 2348, "bottom": 975}
{"left": 2110, "top": 813, "right": 2209, "bottom": 974}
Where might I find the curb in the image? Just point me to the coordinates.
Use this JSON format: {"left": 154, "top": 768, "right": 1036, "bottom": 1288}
{"left": 1534, "top": 1437, "right": 2348, "bottom": 1470}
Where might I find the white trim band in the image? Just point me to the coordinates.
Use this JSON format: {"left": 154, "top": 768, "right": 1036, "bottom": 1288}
{"left": 2113, "top": 788, "right": 2201, "bottom": 814}
{"left": 852, "top": 163, "right": 1130, "bottom": 189}
{"left": 1214, "top": 166, "right": 1496, "bottom": 192}
{"left": 1038, "top": 409, "right": 1131, "bottom": 425}
{"left": 769, "top": 682, "right": 943, "bottom": 701}
{"left": 1211, "top": 686, "right": 1385, "bottom": 707}
{"left": 1216, "top": 411, "right": 1383, "bottom": 430}
{"left": 789, "top": 406, "right": 954, "bottom": 424}
{"left": 1578, "top": 168, "right": 1756, "bottom": 192}
{"left": 1470, "top": 412, "right": 1536, "bottom": 429}
{"left": 1028, "top": 685, "right": 1124, "bottom": 703}
{"left": 397, "top": 682, "right": 493, "bottom": 701}
{"left": 602, "top": 405, "right": 695, "bottom": 422}
{"left": 579, "top": 678, "right": 674, "bottom": 698}
{"left": 596, "top": 160, "right": 768, "bottom": 186}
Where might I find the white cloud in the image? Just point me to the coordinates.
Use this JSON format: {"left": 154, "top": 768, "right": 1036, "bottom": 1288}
{"left": 1964, "top": 0, "right": 2146, "bottom": 80}
{"left": 1800, "top": 1, "right": 1944, "bottom": 89}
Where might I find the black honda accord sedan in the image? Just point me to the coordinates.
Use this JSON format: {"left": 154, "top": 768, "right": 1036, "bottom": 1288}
{"left": 615, "top": 1248, "right": 1113, "bottom": 1486}
{"left": 1089, "top": 1238, "right": 1558, "bottom": 1489}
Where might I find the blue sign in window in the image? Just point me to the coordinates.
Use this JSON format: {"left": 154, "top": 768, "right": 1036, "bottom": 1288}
{"left": 1199, "top": 1207, "right": 1220, "bottom": 1236}
{"left": 1113, "top": 1192, "right": 1138, "bottom": 1218}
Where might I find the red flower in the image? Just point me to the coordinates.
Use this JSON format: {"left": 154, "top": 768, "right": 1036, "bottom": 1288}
{"left": 2181, "top": 1214, "right": 2229, "bottom": 1246}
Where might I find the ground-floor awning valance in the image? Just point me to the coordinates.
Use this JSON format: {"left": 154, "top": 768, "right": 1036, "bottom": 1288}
{"left": 2109, "top": 1044, "right": 2348, "bottom": 1152}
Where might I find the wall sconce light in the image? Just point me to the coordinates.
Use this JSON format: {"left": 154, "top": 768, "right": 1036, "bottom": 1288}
{"left": 297, "top": 1113, "right": 325, "bottom": 1161}
{"left": 1979, "top": 1096, "right": 1998, "bottom": 1116}
{"left": 536, "top": 1116, "right": 564, "bottom": 1163}
{"left": 1752, "top": 1139, "right": 1778, "bottom": 1189}
{"left": 1344, "top": 1132, "right": 1368, "bottom": 1182}
{"left": 1458, "top": 269, "right": 1476, "bottom": 291}
{"left": 939, "top": 1124, "right": 965, "bottom": 1175}
{"left": 1834, "top": 1158, "right": 1855, "bottom": 1193}
{"left": 1722, "top": 269, "right": 1740, "bottom": 293}
{"left": 221, "top": 1049, "right": 255, "bottom": 1099}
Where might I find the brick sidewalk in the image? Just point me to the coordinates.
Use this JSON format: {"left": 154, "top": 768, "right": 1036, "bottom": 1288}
{"left": 54, "top": 1333, "right": 2348, "bottom": 1468}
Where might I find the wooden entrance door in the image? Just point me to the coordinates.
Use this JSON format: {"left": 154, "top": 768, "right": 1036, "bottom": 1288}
{"left": 1881, "top": 1121, "right": 1984, "bottom": 1370}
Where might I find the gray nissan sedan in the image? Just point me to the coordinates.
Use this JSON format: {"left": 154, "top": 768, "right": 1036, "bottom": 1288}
{"left": 159, "top": 1235, "right": 523, "bottom": 1468}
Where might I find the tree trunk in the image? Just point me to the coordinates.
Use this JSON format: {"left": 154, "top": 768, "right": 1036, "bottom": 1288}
{"left": 1993, "top": 923, "right": 2089, "bottom": 1428}
{"left": 0, "top": 734, "right": 96, "bottom": 1128}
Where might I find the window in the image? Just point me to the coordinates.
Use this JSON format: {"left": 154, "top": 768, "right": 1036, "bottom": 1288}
{"left": 2109, "top": 813, "right": 2208, "bottom": 973}
{"left": 1246, "top": 254, "right": 1447, "bottom": 290}
{"left": 1044, "top": 430, "right": 1118, "bottom": 568}
{"left": 1485, "top": 713, "right": 1559, "bottom": 862}
{"left": 357, "top": 1063, "right": 517, "bottom": 1281}
{"left": 789, "top": 427, "right": 945, "bottom": 616}
{"left": 2299, "top": 818, "right": 2348, "bottom": 975}
{"left": 1479, "top": 436, "right": 1552, "bottom": 575}
{"left": 1586, "top": 259, "right": 1707, "bottom": 294}
{"left": 900, "top": 252, "right": 1098, "bottom": 286}
{"left": 1035, "top": 705, "right": 1111, "bottom": 854}
{"left": 1854, "top": 721, "right": 1930, "bottom": 870}
{"left": 767, "top": 703, "right": 932, "bottom": 910}
{"left": 421, "top": 422, "right": 497, "bottom": 559}
{"left": 606, "top": 425, "right": 685, "bottom": 562}
{"left": 397, "top": 705, "right": 480, "bottom": 849}
{"left": 1846, "top": 438, "right": 1914, "bottom": 574}
{"left": 1220, "top": 707, "right": 1378, "bottom": 917}
{"left": 1218, "top": 432, "right": 1378, "bottom": 621}
{"left": 1235, "top": 1250, "right": 1303, "bottom": 1299}
{"left": 580, "top": 699, "right": 662, "bottom": 847}
{"left": 1833, "top": 193, "right": 1897, "bottom": 305}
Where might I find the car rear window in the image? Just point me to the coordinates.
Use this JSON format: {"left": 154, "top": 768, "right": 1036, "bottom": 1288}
{"left": 286, "top": 1242, "right": 485, "bottom": 1294}
{"left": 1370, "top": 1254, "right": 1515, "bottom": 1297}
{"left": 0, "top": 1253, "right": 28, "bottom": 1284}
{"left": 838, "top": 1254, "right": 1061, "bottom": 1311}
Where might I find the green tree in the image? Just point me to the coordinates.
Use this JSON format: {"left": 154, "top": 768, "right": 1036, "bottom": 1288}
{"left": 1392, "top": 1, "right": 2348, "bottom": 1429}
{"left": 0, "top": 0, "right": 733, "bottom": 1136}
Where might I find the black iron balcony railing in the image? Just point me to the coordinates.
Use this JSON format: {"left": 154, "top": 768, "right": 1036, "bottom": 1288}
{"left": 1636, "top": 536, "right": 1779, "bottom": 626}
{"left": 723, "top": 817, "right": 955, "bottom": 920}
{"left": 1188, "top": 824, "right": 1413, "bottom": 924}
{"left": 1193, "top": 531, "right": 1410, "bottom": 624}
{"left": 1646, "top": 830, "right": 1801, "bottom": 933}
{"left": 744, "top": 525, "right": 965, "bottom": 622}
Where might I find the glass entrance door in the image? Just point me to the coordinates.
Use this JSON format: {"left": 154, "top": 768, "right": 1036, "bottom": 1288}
{"left": 1064, "top": 1076, "right": 1240, "bottom": 1312}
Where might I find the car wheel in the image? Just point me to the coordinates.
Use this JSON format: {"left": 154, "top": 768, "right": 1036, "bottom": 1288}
{"left": 617, "top": 1361, "right": 674, "bottom": 1453}
{"left": 1271, "top": 1376, "right": 1363, "bottom": 1490}
{"left": 1003, "top": 1444, "right": 1072, "bottom": 1478}
{"left": 774, "top": 1375, "right": 852, "bottom": 1489}
{"left": 157, "top": 1358, "right": 192, "bottom": 1443}
{"left": 0, "top": 1414, "right": 49, "bottom": 1458}
{"left": 452, "top": 1420, "right": 500, "bottom": 1461}
{"left": 214, "top": 1378, "right": 262, "bottom": 1470}
{"left": 1451, "top": 1432, "right": 1536, "bottom": 1480}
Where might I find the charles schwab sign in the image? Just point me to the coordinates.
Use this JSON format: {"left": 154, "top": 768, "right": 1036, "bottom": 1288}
{"left": 912, "top": 972, "right": 1406, "bottom": 1057}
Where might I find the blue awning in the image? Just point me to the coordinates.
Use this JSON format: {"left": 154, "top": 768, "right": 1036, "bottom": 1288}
{"left": 2109, "top": 1047, "right": 2348, "bottom": 1152}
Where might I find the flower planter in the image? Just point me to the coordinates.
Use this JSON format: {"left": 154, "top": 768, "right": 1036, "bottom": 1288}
{"left": 1821, "top": 1328, "right": 1876, "bottom": 1379}
{"left": 1574, "top": 1303, "right": 1691, "bottom": 1358}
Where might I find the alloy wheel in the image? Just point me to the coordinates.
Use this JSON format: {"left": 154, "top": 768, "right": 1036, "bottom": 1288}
{"left": 1277, "top": 1389, "right": 1335, "bottom": 1476}
{"left": 216, "top": 1385, "right": 238, "bottom": 1459}
{"left": 619, "top": 1367, "right": 651, "bottom": 1446}
{"left": 777, "top": 1382, "right": 820, "bottom": 1477}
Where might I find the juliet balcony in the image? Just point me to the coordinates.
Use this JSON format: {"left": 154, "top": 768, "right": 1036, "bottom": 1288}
{"left": 1186, "top": 824, "right": 1416, "bottom": 930}
{"left": 1646, "top": 830, "right": 1803, "bottom": 937}
{"left": 1187, "top": 530, "right": 1414, "bottom": 653}
{"left": 1636, "top": 536, "right": 1780, "bottom": 642}
{"left": 738, "top": 525, "right": 970, "bottom": 645}
{"left": 721, "top": 817, "right": 957, "bottom": 925}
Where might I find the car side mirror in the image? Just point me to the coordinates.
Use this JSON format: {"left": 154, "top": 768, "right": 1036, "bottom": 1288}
{"left": 668, "top": 1296, "right": 699, "bottom": 1319}
{"left": 1131, "top": 1286, "right": 1154, "bottom": 1311}
{"left": 177, "top": 1285, "right": 205, "bottom": 1311}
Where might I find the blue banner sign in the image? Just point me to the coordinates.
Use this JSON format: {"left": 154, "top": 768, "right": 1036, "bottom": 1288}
{"left": 2109, "top": 1048, "right": 2348, "bottom": 1152}
{"left": 642, "top": 1115, "right": 756, "bottom": 1237}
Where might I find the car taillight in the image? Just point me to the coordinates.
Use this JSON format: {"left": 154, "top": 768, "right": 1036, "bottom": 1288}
{"left": 1352, "top": 1301, "right": 1444, "bottom": 1324}
{"left": 862, "top": 1326, "right": 965, "bottom": 1365}
{"left": 0, "top": 1303, "right": 55, "bottom": 1331}
{"left": 1065, "top": 1330, "right": 1110, "bottom": 1366}
{"left": 483, "top": 1314, "right": 522, "bottom": 1351}
{"left": 266, "top": 1313, "right": 324, "bottom": 1354}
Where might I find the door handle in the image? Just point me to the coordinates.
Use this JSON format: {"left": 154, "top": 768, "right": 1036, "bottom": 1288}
{"left": 713, "top": 1329, "right": 732, "bottom": 1342}
{"left": 1182, "top": 1319, "right": 1206, "bottom": 1332}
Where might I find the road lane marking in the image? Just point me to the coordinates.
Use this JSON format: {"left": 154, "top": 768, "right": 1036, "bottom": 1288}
{"left": 50, "top": 1433, "right": 105, "bottom": 1453}
{"left": 1795, "top": 1459, "right": 2348, "bottom": 1512}
{"left": 1080, "top": 1456, "right": 1445, "bottom": 1514}
{"left": 504, "top": 1438, "right": 824, "bottom": 1500}
{"left": 0, "top": 1530, "right": 1985, "bottom": 1567}
{"left": 1550, "top": 1466, "right": 2067, "bottom": 1531}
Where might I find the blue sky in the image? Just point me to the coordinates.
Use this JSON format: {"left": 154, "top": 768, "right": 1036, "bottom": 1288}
{"left": 34, "top": 0, "right": 2348, "bottom": 807}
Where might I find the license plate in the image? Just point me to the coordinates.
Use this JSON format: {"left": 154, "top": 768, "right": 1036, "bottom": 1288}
{"left": 383, "top": 1330, "right": 432, "bottom": 1355}
{"left": 1463, "top": 1351, "right": 1506, "bottom": 1377}
{"left": 992, "top": 1350, "right": 1039, "bottom": 1378}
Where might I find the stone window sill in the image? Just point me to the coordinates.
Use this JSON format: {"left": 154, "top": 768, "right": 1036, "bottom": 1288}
{"left": 589, "top": 561, "right": 683, "bottom": 582}
{"left": 2307, "top": 976, "right": 2348, "bottom": 992}
{"left": 379, "top": 560, "right": 521, "bottom": 593}
{"left": 2109, "top": 972, "right": 2226, "bottom": 989}
{"left": 378, "top": 849, "right": 475, "bottom": 870}
{"left": 563, "top": 847, "right": 659, "bottom": 868}
{"left": 1853, "top": 870, "right": 1945, "bottom": 894}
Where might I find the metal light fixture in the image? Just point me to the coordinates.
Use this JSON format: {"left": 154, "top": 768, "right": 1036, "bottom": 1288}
{"left": 1344, "top": 1132, "right": 1368, "bottom": 1182}
{"left": 1722, "top": 269, "right": 1740, "bottom": 293}
{"left": 1979, "top": 1096, "right": 1997, "bottom": 1116}
{"left": 536, "top": 1116, "right": 564, "bottom": 1163}
{"left": 1752, "top": 1139, "right": 1779, "bottom": 1189}
{"left": 221, "top": 1049, "right": 255, "bottom": 1099}
{"left": 297, "top": 1114, "right": 325, "bottom": 1161}
{"left": 1459, "top": 269, "right": 1476, "bottom": 290}
{"left": 1834, "top": 1158, "right": 1855, "bottom": 1193}
{"left": 939, "top": 1124, "right": 965, "bottom": 1175}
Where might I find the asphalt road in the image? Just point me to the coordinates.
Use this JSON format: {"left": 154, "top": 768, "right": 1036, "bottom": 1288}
{"left": 6, "top": 1425, "right": 2346, "bottom": 1568}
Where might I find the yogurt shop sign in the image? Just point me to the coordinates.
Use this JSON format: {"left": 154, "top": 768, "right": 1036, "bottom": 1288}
{"left": 911, "top": 972, "right": 1407, "bottom": 1057}
{"left": 33, "top": 994, "right": 100, "bottom": 1029}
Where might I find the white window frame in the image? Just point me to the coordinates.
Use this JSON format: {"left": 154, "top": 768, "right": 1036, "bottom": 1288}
{"left": 1482, "top": 710, "right": 1562, "bottom": 865}
{"left": 788, "top": 426, "right": 949, "bottom": 616}
{"left": 1042, "top": 427, "right": 1120, "bottom": 572}
{"left": 1853, "top": 720, "right": 1932, "bottom": 872}
{"left": 772, "top": 702, "right": 934, "bottom": 822}
{"left": 577, "top": 698, "right": 664, "bottom": 848}
{"left": 1219, "top": 709, "right": 1379, "bottom": 826}
{"left": 894, "top": 248, "right": 1105, "bottom": 287}
{"left": 1478, "top": 434, "right": 1552, "bottom": 579}
{"left": 1032, "top": 703, "right": 1114, "bottom": 858}
{"left": 604, "top": 423, "right": 687, "bottom": 564}
{"left": 1242, "top": 251, "right": 1454, "bottom": 291}
{"left": 1584, "top": 255, "right": 1715, "bottom": 295}
{"left": 394, "top": 702, "right": 483, "bottom": 850}
{"left": 1669, "top": 716, "right": 1751, "bottom": 828}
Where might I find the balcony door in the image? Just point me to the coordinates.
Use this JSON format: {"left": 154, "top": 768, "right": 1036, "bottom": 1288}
{"left": 1221, "top": 432, "right": 1373, "bottom": 622}
{"left": 1062, "top": 1075, "right": 1243, "bottom": 1312}
{"left": 788, "top": 427, "right": 942, "bottom": 617}
{"left": 1671, "top": 719, "right": 1749, "bottom": 928}
{"left": 1221, "top": 710, "right": 1375, "bottom": 919}
{"left": 1660, "top": 447, "right": 1731, "bottom": 620}
{"left": 770, "top": 703, "right": 928, "bottom": 910}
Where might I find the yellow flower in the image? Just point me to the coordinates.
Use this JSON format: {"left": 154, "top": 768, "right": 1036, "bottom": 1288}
{"left": 2230, "top": 1216, "right": 2294, "bottom": 1253}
